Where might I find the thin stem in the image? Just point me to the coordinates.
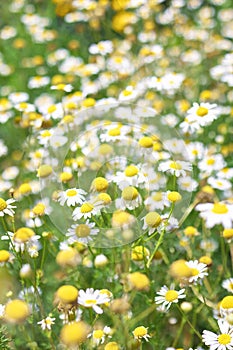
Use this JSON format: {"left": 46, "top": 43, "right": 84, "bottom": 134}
{"left": 176, "top": 305, "right": 202, "bottom": 340}
{"left": 146, "top": 228, "right": 166, "bottom": 268}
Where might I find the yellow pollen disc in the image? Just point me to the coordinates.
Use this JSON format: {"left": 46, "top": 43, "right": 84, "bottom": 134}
{"left": 184, "top": 226, "right": 197, "bottom": 236}
{"left": 191, "top": 268, "right": 199, "bottom": 276}
{"left": 139, "top": 136, "right": 153, "bottom": 148}
{"left": 80, "top": 203, "right": 94, "bottom": 213}
{"left": 196, "top": 106, "right": 208, "bottom": 117}
{"left": 92, "top": 177, "right": 108, "bottom": 191}
{"left": 4, "top": 299, "right": 30, "bottom": 322}
{"left": 66, "top": 189, "right": 77, "bottom": 197}
{"left": 133, "top": 326, "right": 147, "bottom": 337}
{"left": 108, "top": 128, "right": 121, "bottom": 136}
{"left": 98, "top": 144, "right": 113, "bottom": 155}
{"left": 0, "top": 250, "right": 10, "bottom": 262}
{"left": 152, "top": 192, "right": 162, "bottom": 201}
{"left": 165, "top": 290, "right": 179, "bottom": 302}
{"left": 212, "top": 203, "right": 228, "bottom": 214}
{"left": 122, "top": 186, "right": 138, "bottom": 201}
{"left": 223, "top": 229, "right": 233, "bottom": 239}
{"left": 97, "top": 193, "right": 111, "bottom": 204}
{"left": 47, "top": 105, "right": 57, "bottom": 113}
{"left": 0, "top": 198, "right": 7, "bottom": 211}
{"left": 41, "top": 130, "right": 51, "bottom": 138}
{"left": 218, "top": 334, "right": 231, "bottom": 345}
{"left": 169, "top": 161, "right": 182, "bottom": 170}
{"left": 85, "top": 299, "right": 97, "bottom": 305}
{"left": 19, "top": 102, "right": 28, "bottom": 109}
{"left": 124, "top": 165, "right": 138, "bottom": 177}
{"left": 93, "top": 330, "right": 104, "bottom": 339}
{"left": 13, "top": 227, "right": 35, "bottom": 243}
{"left": 37, "top": 165, "right": 53, "bottom": 178}
{"left": 221, "top": 296, "right": 233, "bottom": 309}
{"left": 75, "top": 224, "right": 90, "bottom": 238}
{"left": 145, "top": 212, "right": 162, "bottom": 227}
{"left": 56, "top": 285, "right": 78, "bottom": 303}
{"left": 207, "top": 158, "right": 215, "bottom": 165}
{"left": 167, "top": 191, "right": 182, "bottom": 202}
{"left": 122, "top": 89, "right": 132, "bottom": 96}
{"left": 112, "top": 211, "right": 131, "bottom": 226}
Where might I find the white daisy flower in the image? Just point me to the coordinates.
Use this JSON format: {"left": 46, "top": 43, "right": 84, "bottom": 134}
{"left": 115, "top": 186, "right": 142, "bottom": 210}
{"left": 155, "top": 285, "right": 186, "bottom": 310}
{"left": 132, "top": 326, "right": 151, "bottom": 342}
{"left": 72, "top": 200, "right": 102, "bottom": 220}
{"left": 198, "top": 154, "right": 226, "bottom": 174}
{"left": 178, "top": 176, "right": 198, "bottom": 192}
{"left": 112, "top": 164, "right": 146, "bottom": 190}
{"left": 0, "top": 198, "right": 16, "bottom": 217}
{"left": 185, "top": 260, "right": 208, "bottom": 284}
{"left": 88, "top": 326, "right": 112, "bottom": 346}
{"left": 202, "top": 319, "right": 233, "bottom": 350}
{"left": 66, "top": 220, "right": 99, "bottom": 245}
{"left": 37, "top": 316, "right": 56, "bottom": 331}
{"left": 89, "top": 40, "right": 113, "bottom": 55}
{"left": 78, "top": 288, "right": 110, "bottom": 314}
{"left": 207, "top": 177, "right": 232, "bottom": 191}
{"left": 144, "top": 191, "right": 168, "bottom": 211}
{"left": 186, "top": 102, "right": 219, "bottom": 127}
{"left": 158, "top": 160, "right": 192, "bottom": 177}
{"left": 195, "top": 202, "right": 233, "bottom": 228}
{"left": 222, "top": 278, "right": 233, "bottom": 293}
{"left": 58, "top": 188, "right": 86, "bottom": 207}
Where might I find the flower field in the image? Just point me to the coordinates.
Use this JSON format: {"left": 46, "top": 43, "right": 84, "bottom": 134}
{"left": 0, "top": 0, "right": 233, "bottom": 349}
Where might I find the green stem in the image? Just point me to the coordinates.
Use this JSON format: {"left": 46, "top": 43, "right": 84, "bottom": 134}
{"left": 176, "top": 305, "right": 202, "bottom": 340}
{"left": 146, "top": 228, "right": 166, "bottom": 268}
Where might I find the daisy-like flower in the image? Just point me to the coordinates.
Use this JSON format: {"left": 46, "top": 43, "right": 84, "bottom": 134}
{"left": 0, "top": 198, "right": 16, "bottom": 217}
{"left": 207, "top": 177, "right": 232, "bottom": 191}
{"left": 132, "top": 326, "right": 151, "bottom": 342}
{"left": 66, "top": 220, "right": 99, "bottom": 245}
{"left": 142, "top": 211, "right": 162, "bottom": 235}
{"left": 37, "top": 316, "right": 56, "bottom": 331}
{"left": 202, "top": 319, "right": 233, "bottom": 350}
{"left": 144, "top": 191, "right": 168, "bottom": 211}
{"left": 51, "top": 84, "right": 73, "bottom": 92}
{"left": 186, "top": 102, "right": 219, "bottom": 127}
{"left": 100, "top": 124, "right": 130, "bottom": 143}
{"left": 195, "top": 202, "right": 233, "bottom": 228}
{"left": 222, "top": 279, "right": 233, "bottom": 293}
{"left": 155, "top": 285, "right": 186, "bottom": 310}
{"left": 115, "top": 186, "right": 142, "bottom": 210}
{"left": 89, "top": 40, "right": 113, "bottom": 55}
{"left": 2, "top": 228, "right": 40, "bottom": 253}
{"left": 72, "top": 200, "right": 102, "bottom": 220}
{"left": 158, "top": 160, "right": 192, "bottom": 177}
{"left": 78, "top": 288, "right": 110, "bottom": 314}
{"left": 185, "top": 260, "right": 208, "bottom": 284}
{"left": 112, "top": 164, "right": 146, "bottom": 190}
{"left": 88, "top": 326, "right": 112, "bottom": 346}
{"left": 57, "top": 188, "right": 86, "bottom": 207}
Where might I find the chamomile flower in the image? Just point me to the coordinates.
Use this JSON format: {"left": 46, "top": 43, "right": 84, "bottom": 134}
{"left": 89, "top": 40, "right": 113, "bottom": 55}
{"left": 207, "top": 177, "right": 232, "bottom": 191}
{"left": 142, "top": 211, "right": 162, "bottom": 235}
{"left": 0, "top": 197, "right": 16, "bottom": 217}
{"left": 57, "top": 188, "right": 86, "bottom": 207}
{"left": 66, "top": 221, "right": 99, "bottom": 245}
{"left": 185, "top": 260, "right": 208, "bottom": 284}
{"left": 144, "top": 191, "right": 168, "bottom": 211}
{"left": 222, "top": 279, "right": 233, "bottom": 293}
{"left": 72, "top": 200, "right": 102, "bottom": 220}
{"left": 155, "top": 285, "right": 186, "bottom": 310}
{"left": 37, "top": 316, "right": 56, "bottom": 331}
{"left": 132, "top": 326, "right": 151, "bottom": 342}
{"left": 78, "top": 288, "right": 110, "bottom": 314}
{"left": 195, "top": 202, "right": 233, "bottom": 228}
{"left": 202, "top": 319, "right": 233, "bottom": 350}
{"left": 112, "top": 164, "right": 146, "bottom": 190}
{"left": 158, "top": 160, "right": 192, "bottom": 177}
{"left": 186, "top": 102, "right": 219, "bottom": 127}
{"left": 115, "top": 186, "right": 142, "bottom": 210}
{"left": 89, "top": 326, "right": 112, "bottom": 346}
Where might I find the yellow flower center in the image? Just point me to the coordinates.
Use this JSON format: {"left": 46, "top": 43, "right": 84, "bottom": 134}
{"left": 206, "top": 158, "right": 215, "bottom": 165}
{"left": 169, "top": 161, "right": 182, "bottom": 170}
{"left": 60, "top": 321, "right": 90, "bottom": 346}
{"left": 85, "top": 299, "right": 97, "bottom": 305}
{"left": 75, "top": 224, "right": 90, "bottom": 238}
{"left": 93, "top": 330, "right": 104, "bottom": 339}
{"left": 167, "top": 191, "right": 182, "bottom": 202}
{"left": 82, "top": 98, "right": 96, "bottom": 107}
{"left": 165, "top": 290, "right": 179, "bottom": 302}
{"left": 122, "top": 186, "right": 138, "bottom": 201}
{"left": 223, "top": 229, "right": 233, "bottom": 239}
{"left": 191, "top": 268, "right": 199, "bottom": 276}
{"left": 0, "top": 198, "right": 7, "bottom": 211}
{"left": 152, "top": 192, "right": 163, "bottom": 201}
{"left": 124, "top": 165, "right": 138, "bottom": 177}
{"left": 47, "top": 105, "right": 57, "bottom": 113}
{"left": 92, "top": 177, "right": 108, "bottom": 192}
{"left": 0, "top": 250, "right": 10, "bottom": 262}
{"left": 212, "top": 203, "right": 228, "bottom": 214}
{"left": 97, "top": 193, "right": 112, "bottom": 204}
{"left": 37, "top": 165, "right": 53, "bottom": 178}
{"left": 98, "top": 144, "right": 113, "bottom": 155}
{"left": 41, "top": 130, "right": 51, "bottom": 138}
{"left": 112, "top": 210, "right": 132, "bottom": 227}
{"left": 221, "top": 296, "right": 233, "bottom": 309}
{"left": 32, "top": 203, "right": 46, "bottom": 216}
{"left": 218, "top": 334, "right": 231, "bottom": 345}
{"left": 18, "top": 183, "right": 32, "bottom": 194}
{"left": 104, "top": 342, "right": 120, "bottom": 350}
{"left": 145, "top": 212, "right": 162, "bottom": 227}
{"left": 19, "top": 102, "right": 28, "bottom": 109}
{"left": 66, "top": 189, "right": 77, "bottom": 197}
{"left": 133, "top": 326, "right": 147, "bottom": 337}
{"left": 196, "top": 106, "right": 208, "bottom": 117}
{"left": 13, "top": 227, "right": 35, "bottom": 243}
{"left": 184, "top": 226, "right": 197, "bottom": 236}
{"left": 60, "top": 172, "right": 73, "bottom": 182}
{"left": 108, "top": 127, "right": 121, "bottom": 136}
{"left": 80, "top": 203, "right": 94, "bottom": 213}
{"left": 122, "top": 89, "right": 132, "bottom": 96}
{"left": 4, "top": 299, "right": 30, "bottom": 322}
{"left": 139, "top": 136, "right": 153, "bottom": 148}
{"left": 56, "top": 285, "right": 78, "bottom": 303}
